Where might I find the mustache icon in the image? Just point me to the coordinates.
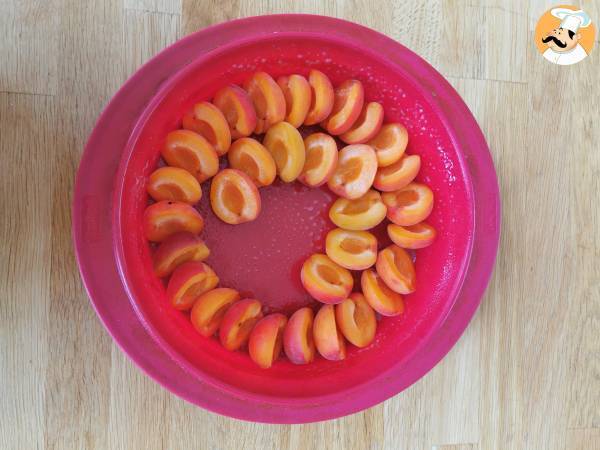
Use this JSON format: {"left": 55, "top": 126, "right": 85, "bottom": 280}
{"left": 542, "top": 35, "right": 567, "bottom": 48}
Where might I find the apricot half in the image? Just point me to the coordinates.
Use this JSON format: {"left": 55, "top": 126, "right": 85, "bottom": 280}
{"left": 335, "top": 293, "right": 376, "bottom": 348}
{"left": 376, "top": 244, "right": 416, "bottom": 294}
{"left": 283, "top": 307, "right": 316, "bottom": 365}
{"left": 262, "top": 121, "right": 306, "bottom": 182}
{"left": 360, "top": 269, "right": 404, "bottom": 316}
{"left": 143, "top": 201, "right": 204, "bottom": 242}
{"left": 301, "top": 254, "right": 353, "bottom": 304}
{"left": 327, "top": 144, "right": 378, "bottom": 199}
{"left": 248, "top": 313, "right": 288, "bottom": 369}
{"left": 368, "top": 123, "right": 408, "bottom": 167}
{"left": 227, "top": 138, "right": 276, "bottom": 187}
{"left": 298, "top": 132, "right": 338, "bottom": 187}
{"left": 212, "top": 84, "right": 257, "bottom": 138}
{"left": 243, "top": 72, "right": 286, "bottom": 134}
{"left": 190, "top": 287, "right": 240, "bottom": 337}
{"left": 325, "top": 228, "right": 377, "bottom": 270}
{"left": 387, "top": 222, "right": 436, "bottom": 249}
{"left": 277, "top": 74, "right": 311, "bottom": 128}
{"left": 329, "top": 189, "right": 387, "bottom": 231}
{"left": 219, "top": 298, "right": 263, "bottom": 351}
{"left": 382, "top": 182, "right": 434, "bottom": 226}
{"left": 210, "top": 169, "right": 261, "bottom": 224}
{"left": 166, "top": 261, "right": 219, "bottom": 311}
{"left": 147, "top": 167, "right": 202, "bottom": 204}
{"left": 373, "top": 154, "right": 421, "bottom": 192}
{"left": 322, "top": 80, "right": 364, "bottom": 135}
{"left": 304, "top": 70, "right": 334, "bottom": 126}
{"left": 340, "top": 102, "right": 384, "bottom": 144}
{"left": 153, "top": 232, "right": 210, "bottom": 278}
{"left": 182, "top": 101, "right": 231, "bottom": 155}
{"left": 313, "top": 304, "right": 346, "bottom": 361}
{"left": 162, "top": 129, "right": 219, "bottom": 183}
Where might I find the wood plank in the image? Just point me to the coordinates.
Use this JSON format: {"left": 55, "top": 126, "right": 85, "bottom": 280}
{"left": 0, "top": 0, "right": 59, "bottom": 95}
{"left": 565, "top": 428, "right": 600, "bottom": 450}
{"left": 124, "top": 0, "right": 182, "bottom": 14}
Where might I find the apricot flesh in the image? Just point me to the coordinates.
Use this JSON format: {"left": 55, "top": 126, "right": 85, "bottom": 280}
{"left": 143, "top": 201, "right": 204, "bottom": 242}
{"left": 147, "top": 166, "right": 202, "bottom": 204}
{"left": 190, "top": 288, "right": 240, "bottom": 337}
{"left": 328, "top": 190, "right": 387, "bottom": 231}
{"left": 153, "top": 232, "right": 209, "bottom": 277}
{"left": 313, "top": 304, "right": 346, "bottom": 361}
{"left": 219, "top": 298, "right": 263, "bottom": 351}
{"left": 325, "top": 228, "right": 377, "bottom": 270}
{"left": 327, "top": 144, "right": 378, "bottom": 199}
{"left": 283, "top": 307, "right": 316, "bottom": 365}
{"left": 262, "top": 121, "right": 306, "bottom": 182}
{"left": 335, "top": 293, "right": 376, "bottom": 348}
{"left": 248, "top": 313, "right": 288, "bottom": 368}
{"left": 210, "top": 169, "right": 261, "bottom": 224}
{"left": 375, "top": 244, "right": 416, "bottom": 294}
{"left": 300, "top": 254, "right": 353, "bottom": 304}
{"left": 227, "top": 138, "right": 276, "bottom": 187}
{"left": 298, "top": 132, "right": 338, "bottom": 187}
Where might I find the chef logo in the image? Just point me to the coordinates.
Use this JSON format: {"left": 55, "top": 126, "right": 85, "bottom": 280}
{"left": 535, "top": 6, "right": 595, "bottom": 65}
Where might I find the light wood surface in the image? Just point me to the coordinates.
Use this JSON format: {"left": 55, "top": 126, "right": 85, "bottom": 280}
{"left": 1, "top": 1, "right": 598, "bottom": 449}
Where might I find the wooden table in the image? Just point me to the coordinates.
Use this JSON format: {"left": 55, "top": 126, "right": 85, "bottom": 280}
{"left": 1, "top": 1, "right": 598, "bottom": 449}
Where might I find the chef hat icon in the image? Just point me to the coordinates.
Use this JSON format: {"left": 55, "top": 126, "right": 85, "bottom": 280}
{"left": 551, "top": 8, "right": 592, "bottom": 33}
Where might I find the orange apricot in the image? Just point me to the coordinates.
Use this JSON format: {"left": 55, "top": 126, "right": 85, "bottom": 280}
{"left": 227, "top": 138, "right": 276, "bottom": 187}
{"left": 300, "top": 254, "right": 353, "bottom": 304}
{"left": 325, "top": 228, "right": 377, "bottom": 270}
{"left": 360, "top": 269, "right": 404, "bottom": 317}
{"left": 327, "top": 144, "right": 378, "bottom": 199}
{"left": 335, "top": 293, "right": 376, "bottom": 348}
{"left": 210, "top": 169, "right": 261, "bottom": 224}
{"left": 277, "top": 74, "right": 311, "bottom": 128}
{"left": 162, "top": 129, "right": 219, "bottom": 183}
{"left": 243, "top": 72, "right": 286, "bottom": 134}
{"left": 340, "top": 102, "right": 384, "bottom": 144}
{"left": 212, "top": 84, "right": 257, "bottom": 138}
{"left": 283, "top": 307, "right": 316, "bottom": 365}
{"left": 143, "top": 201, "right": 204, "bottom": 242}
{"left": 373, "top": 154, "right": 421, "bottom": 192}
{"left": 322, "top": 80, "right": 364, "bottom": 135}
{"left": 304, "top": 69, "right": 334, "bottom": 126}
{"left": 190, "top": 288, "right": 240, "bottom": 337}
{"left": 328, "top": 189, "right": 387, "bottom": 231}
{"left": 368, "top": 123, "right": 408, "bottom": 167}
{"left": 219, "top": 298, "right": 263, "bottom": 351}
{"left": 313, "top": 304, "right": 346, "bottom": 361}
{"left": 182, "top": 101, "right": 232, "bottom": 155}
{"left": 375, "top": 244, "right": 416, "bottom": 294}
{"left": 147, "top": 167, "right": 202, "bottom": 204}
{"left": 166, "top": 261, "right": 219, "bottom": 311}
{"left": 381, "top": 182, "right": 434, "bottom": 226}
{"left": 298, "top": 132, "right": 338, "bottom": 187}
{"left": 248, "top": 313, "right": 288, "bottom": 369}
{"left": 387, "top": 222, "right": 436, "bottom": 249}
{"left": 153, "top": 232, "right": 210, "bottom": 278}
{"left": 262, "top": 121, "right": 306, "bottom": 182}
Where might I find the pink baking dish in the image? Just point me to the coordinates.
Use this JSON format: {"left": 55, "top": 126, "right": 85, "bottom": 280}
{"left": 73, "top": 15, "right": 500, "bottom": 423}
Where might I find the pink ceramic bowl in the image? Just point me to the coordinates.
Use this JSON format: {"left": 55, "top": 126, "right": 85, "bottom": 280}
{"left": 73, "top": 15, "right": 500, "bottom": 423}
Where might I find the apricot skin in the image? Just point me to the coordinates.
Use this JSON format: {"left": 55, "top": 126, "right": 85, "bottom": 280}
{"left": 219, "top": 298, "right": 263, "bottom": 351}
{"left": 248, "top": 313, "right": 288, "bottom": 368}
{"left": 283, "top": 307, "right": 316, "bottom": 365}
{"left": 153, "top": 232, "right": 210, "bottom": 278}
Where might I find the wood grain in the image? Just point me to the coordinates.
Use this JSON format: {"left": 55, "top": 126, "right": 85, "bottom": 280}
{"left": 1, "top": 1, "right": 598, "bottom": 449}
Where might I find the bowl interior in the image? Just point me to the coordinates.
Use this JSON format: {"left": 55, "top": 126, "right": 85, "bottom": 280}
{"left": 115, "top": 33, "right": 473, "bottom": 401}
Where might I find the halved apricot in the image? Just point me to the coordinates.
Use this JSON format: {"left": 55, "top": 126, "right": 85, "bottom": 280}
{"left": 304, "top": 69, "right": 335, "bottom": 126}
{"left": 277, "top": 74, "right": 311, "bottom": 128}
{"left": 327, "top": 144, "right": 378, "bottom": 199}
{"left": 227, "top": 138, "right": 276, "bottom": 187}
{"left": 283, "top": 307, "right": 316, "bottom": 365}
{"left": 340, "top": 102, "right": 384, "bottom": 144}
{"left": 376, "top": 244, "right": 416, "bottom": 294}
{"left": 190, "top": 287, "right": 240, "bottom": 337}
{"left": 329, "top": 189, "right": 387, "bottom": 231}
{"left": 248, "top": 313, "right": 288, "bottom": 369}
{"left": 219, "top": 298, "right": 263, "bottom": 351}
{"left": 301, "top": 253, "right": 353, "bottom": 304}
{"left": 153, "top": 232, "right": 210, "bottom": 277}
{"left": 147, "top": 167, "right": 202, "bottom": 204}
{"left": 262, "top": 121, "right": 306, "bottom": 182}
{"left": 382, "top": 182, "right": 434, "bottom": 226}
{"left": 360, "top": 269, "right": 404, "bottom": 316}
{"left": 182, "top": 101, "right": 231, "bottom": 155}
{"left": 210, "top": 169, "right": 261, "bottom": 224}
{"left": 243, "top": 72, "right": 286, "bottom": 134}
{"left": 166, "top": 261, "right": 219, "bottom": 311}
{"left": 313, "top": 304, "right": 346, "bottom": 361}
{"left": 298, "top": 132, "right": 338, "bottom": 187}
{"left": 388, "top": 222, "right": 436, "bottom": 249}
{"left": 335, "top": 293, "right": 376, "bottom": 348}
{"left": 162, "top": 129, "right": 219, "bottom": 183}
{"left": 212, "top": 84, "right": 257, "bottom": 138}
{"left": 368, "top": 123, "right": 408, "bottom": 167}
{"left": 143, "top": 201, "right": 204, "bottom": 242}
{"left": 373, "top": 154, "right": 421, "bottom": 192}
{"left": 322, "top": 80, "right": 364, "bottom": 135}
{"left": 325, "top": 228, "right": 377, "bottom": 270}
